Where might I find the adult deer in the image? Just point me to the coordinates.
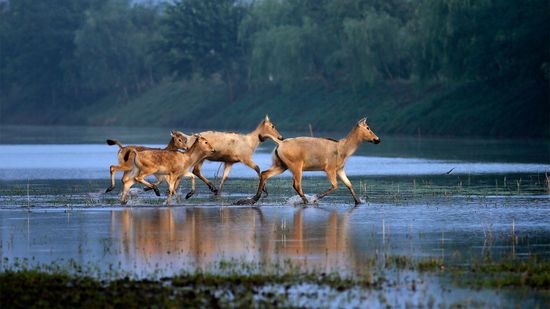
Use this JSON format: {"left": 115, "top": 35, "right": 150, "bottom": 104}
{"left": 189, "top": 115, "right": 283, "bottom": 195}
{"left": 236, "top": 118, "right": 380, "bottom": 206}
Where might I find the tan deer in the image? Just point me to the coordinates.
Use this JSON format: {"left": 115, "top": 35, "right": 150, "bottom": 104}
{"left": 236, "top": 118, "right": 380, "bottom": 206}
{"left": 105, "top": 131, "right": 188, "bottom": 193}
{"left": 187, "top": 115, "right": 283, "bottom": 195}
{"left": 120, "top": 135, "right": 216, "bottom": 205}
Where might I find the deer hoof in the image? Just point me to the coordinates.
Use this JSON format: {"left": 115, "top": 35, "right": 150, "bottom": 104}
{"left": 185, "top": 191, "right": 195, "bottom": 199}
{"left": 121, "top": 200, "right": 127, "bottom": 206}
{"left": 152, "top": 186, "right": 161, "bottom": 196}
{"left": 105, "top": 186, "right": 114, "bottom": 193}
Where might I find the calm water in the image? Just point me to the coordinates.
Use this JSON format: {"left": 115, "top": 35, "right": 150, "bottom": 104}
{"left": 1, "top": 202, "right": 549, "bottom": 278}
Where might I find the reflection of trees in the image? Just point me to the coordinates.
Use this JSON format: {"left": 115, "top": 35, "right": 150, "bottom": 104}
{"left": 110, "top": 207, "right": 357, "bottom": 272}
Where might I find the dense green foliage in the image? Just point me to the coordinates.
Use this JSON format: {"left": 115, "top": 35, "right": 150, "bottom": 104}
{"left": 0, "top": 0, "right": 548, "bottom": 137}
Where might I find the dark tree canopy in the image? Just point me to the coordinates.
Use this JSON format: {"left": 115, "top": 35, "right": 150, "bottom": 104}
{"left": 0, "top": 0, "right": 547, "bottom": 136}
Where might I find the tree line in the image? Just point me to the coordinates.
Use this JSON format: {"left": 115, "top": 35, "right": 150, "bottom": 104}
{"left": 0, "top": 0, "right": 548, "bottom": 127}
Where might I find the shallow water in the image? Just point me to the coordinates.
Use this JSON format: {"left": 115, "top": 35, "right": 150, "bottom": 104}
{"left": 1, "top": 201, "right": 549, "bottom": 276}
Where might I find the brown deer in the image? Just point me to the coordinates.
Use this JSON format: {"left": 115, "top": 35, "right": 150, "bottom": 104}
{"left": 105, "top": 131, "right": 188, "bottom": 193}
{"left": 120, "top": 135, "right": 215, "bottom": 205}
{"left": 236, "top": 118, "right": 380, "bottom": 206}
{"left": 187, "top": 115, "right": 283, "bottom": 195}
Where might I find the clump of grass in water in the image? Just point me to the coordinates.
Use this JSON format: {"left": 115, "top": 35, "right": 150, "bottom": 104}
{"left": 453, "top": 257, "right": 550, "bottom": 289}
{"left": 416, "top": 258, "right": 445, "bottom": 272}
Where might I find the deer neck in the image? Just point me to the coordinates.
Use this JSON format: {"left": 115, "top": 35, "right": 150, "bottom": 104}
{"left": 186, "top": 143, "right": 205, "bottom": 164}
{"left": 338, "top": 127, "right": 364, "bottom": 160}
{"left": 165, "top": 139, "right": 177, "bottom": 150}
{"left": 246, "top": 125, "right": 264, "bottom": 150}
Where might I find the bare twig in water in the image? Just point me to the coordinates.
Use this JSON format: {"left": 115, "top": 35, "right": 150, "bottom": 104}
{"left": 27, "top": 179, "right": 30, "bottom": 210}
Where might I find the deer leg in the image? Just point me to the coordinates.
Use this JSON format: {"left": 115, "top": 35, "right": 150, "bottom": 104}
{"left": 193, "top": 159, "right": 217, "bottom": 194}
{"left": 290, "top": 165, "right": 308, "bottom": 204}
{"left": 106, "top": 165, "right": 118, "bottom": 193}
{"left": 317, "top": 170, "right": 338, "bottom": 199}
{"left": 234, "top": 165, "right": 286, "bottom": 205}
{"left": 168, "top": 175, "right": 183, "bottom": 203}
{"left": 183, "top": 171, "right": 196, "bottom": 199}
{"left": 241, "top": 158, "right": 268, "bottom": 196}
{"left": 106, "top": 164, "right": 130, "bottom": 193}
{"left": 216, "top": 162, "right": 234, "bottom": 195}
{"left": 143, "top": 174, "right": 164, "bottom": 192}
{"left": 166, "top": 175, "right": 178, "bottom": 206}
{"left": 167, "top": 175, "right": 179, "bottom": 194}
{"left": 337, "top": 169, "right": 361, "bottom": 205}
{"left": 120, "top": 173, "right": 135, "bottom": 205}
{"left": 134, "top": 170, "right": 161, "bottom": 197}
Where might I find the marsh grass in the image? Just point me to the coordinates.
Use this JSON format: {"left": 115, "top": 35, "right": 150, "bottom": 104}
{"left": 450, "top": 257, "right": 550, "bottom": 290}
{"left": 1, "top": 255, "right": 548, "bottom": 308}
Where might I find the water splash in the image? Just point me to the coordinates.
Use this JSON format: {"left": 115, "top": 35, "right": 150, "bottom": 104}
{"left": 287, "top": 194, "right": 319, "bottom": 206}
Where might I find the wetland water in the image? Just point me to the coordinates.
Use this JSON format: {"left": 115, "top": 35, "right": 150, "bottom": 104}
{"left": 0, "top": 126, "right": 549, "bottom": 307}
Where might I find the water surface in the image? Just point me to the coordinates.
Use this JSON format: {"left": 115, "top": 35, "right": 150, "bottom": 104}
{"left": 2, "top": 202, "right": 548, "bottom": 278}
{"left": 1, "top": 144, "right": 548, "bottom": 180}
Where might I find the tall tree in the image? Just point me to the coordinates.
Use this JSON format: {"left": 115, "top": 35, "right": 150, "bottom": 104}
{"left": 414, "top": 0, "right": 549, "bottom": 82}
{"left": 0, "top": 0, "right": 93, "bottom": 112}
{"left": 74, "top": 0, "right": 161, "bottom": 100}
{"left": 161, "top": 0, "right": 247, "bottom": 102}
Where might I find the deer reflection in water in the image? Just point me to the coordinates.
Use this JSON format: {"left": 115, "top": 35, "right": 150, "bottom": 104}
{"left": 109, "top": 207, "right": 360, "bottom": 274}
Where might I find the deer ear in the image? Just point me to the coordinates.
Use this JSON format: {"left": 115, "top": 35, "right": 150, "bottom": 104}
{"left": 357, "top": 118, "right": 367, "bottom": 125}
{"left": 170, "top": 130, "right": 176, "bottom": 137}
{"left": 265, "top": 114, "right": 270, "bottom": 122}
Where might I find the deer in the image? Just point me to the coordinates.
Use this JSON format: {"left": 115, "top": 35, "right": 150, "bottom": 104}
{"left": 235, "top": 118, "right": 380, "bottom": 206}
{"left": 105, "top": 131, "right": 188, "bottom": 193}
{"left": 120, "top": 135, "right": 216, "bottom": 205}
{"left": 186, "top": 115, "right": 283, "bottom": 196}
